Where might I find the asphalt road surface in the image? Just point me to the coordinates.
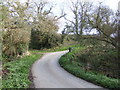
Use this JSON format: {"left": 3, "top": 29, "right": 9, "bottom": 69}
{"left": 32, "top": 51, "right": 103, "bottom": 88}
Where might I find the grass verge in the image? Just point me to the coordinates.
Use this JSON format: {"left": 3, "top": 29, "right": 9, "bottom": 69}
{"left": 2, "top": 51, "right": 42, "bottom": 88}
{"left": 59, "top": 47, "right": 120, "bottom": 89}
{"left": 2, "top": 44, "right": 76, "bottom": 88}
{"left": 30, "top": 44, "right": 80, "bottom": 53}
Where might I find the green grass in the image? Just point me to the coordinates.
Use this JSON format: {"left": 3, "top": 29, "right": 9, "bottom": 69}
{"left": 3, "top": 44, "right": 119, "bottom": 88}
{"left": 2, "top": 44, "right": 74, "bottom": 88}
{"left": 2, "top": 44, "right": 77, "bottom": 88}
{"left": 30, "top": 44, "right": 80, "bottom": 53}
{"left": 2, "top": 51, "right": 42, "bottom": 88}
{"left": 59, "top": 46, "right": 120, "bottom": 89}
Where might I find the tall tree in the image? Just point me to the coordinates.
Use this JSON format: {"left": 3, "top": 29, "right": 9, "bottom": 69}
{"left": 65, "top": 0, "right": 92, "bottom": 38}
{"left": 29, "top": 1, "right": 62, "bottom": 49}
{"left": 2, "top": 1, "right": 31, "bottom": 57}
{"left": 86, "top": 3, "right": 118, "bottom": 48}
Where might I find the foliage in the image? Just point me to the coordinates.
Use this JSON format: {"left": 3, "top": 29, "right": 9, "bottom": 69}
{"left": 59, "top": 46, "right": 120, "bottom": 88}
{"left": 75, "top": 45, "right": 119, "bottom": 78}
{"left": 2, "top": 44, "right": 77, "bottom": 88}
{"left": 30, "top": 43, "right": 79, "bottom": 53}
{"left": 2, "top": 51, "right": 42, "bottom": 88}
{"left": 63, "top": 1, "right": 120, "bottom": 80}
{"left": 1, "top": 1, "right": 63, "bottom": 58}
{"left": 29, "top": 21, "right": 61, "bottom": 49}
{"left": 86, "top": 4, "right": 118, "bottom": 49}
{"left": 28, "top": 1, "right": 63, "bottom": 49}
{"left": 1, "top": 2, "right": 31, "bottom": 58}
{"left": 64, "top": 1, "right": 118, "bottom": 50}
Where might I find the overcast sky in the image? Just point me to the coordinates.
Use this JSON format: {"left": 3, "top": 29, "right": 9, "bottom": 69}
{"left": 12, "top": 0, "right": 120, "bottom": 33}
{"left": 47, "top": 0, "right": 119, "bottom": 33}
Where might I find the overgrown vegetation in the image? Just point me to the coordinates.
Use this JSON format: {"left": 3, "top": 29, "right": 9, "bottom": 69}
{"left": 1, "top": 2, "right": 31, "bottom": 58}
{"left": 63, "top": 0, "right": 120, "bottom": 81}
{"left": 75, "top": 45, "right": 119, "bottom": 78}
{"left": 1, "top": 0, "right": 120, "bottom": 88}
{"left": 1, "top": 1, "right": 64, "bottom": 59}
{"left": 2, "top": 50, "right": 42, "bottom": 88}
{"left": 29, "top": 1, "right": 64, "bottom": 49}
{"left": 1, "top": 1, "right": 71, "bottom": 88}
{"left": 59, "top": 46, "right": 120, "bottom": 88}
{"left": 30, "top": 27, "right": 62, "bottom": 49}
{"left": 64, "top": 1, "right": 119, "bottom": 49}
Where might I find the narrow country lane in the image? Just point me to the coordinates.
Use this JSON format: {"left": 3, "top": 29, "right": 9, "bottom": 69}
{"left": 32, "top": 51, "right": 103, "bottom": 88}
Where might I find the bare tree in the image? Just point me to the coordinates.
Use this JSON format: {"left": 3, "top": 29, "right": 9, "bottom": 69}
{"left": 86, "top": 3, "right": 118, "bottom": 48}
{"left": 64, "top": 0, "right": 92, "bottom": 38}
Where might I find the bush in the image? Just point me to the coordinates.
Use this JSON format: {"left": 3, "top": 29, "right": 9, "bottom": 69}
{"left": 29, "top": 29, "right": 62, "bottom": 49}
{"left": 2, "top": 2, "right": 31, "bottom": 58}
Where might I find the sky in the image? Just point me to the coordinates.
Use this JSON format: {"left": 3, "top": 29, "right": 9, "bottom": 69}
{"left": 46, "top": 0, "right": 120, "bottom": 33}
{"left": 8, "top": 0, "right": 120, "bottom": 33}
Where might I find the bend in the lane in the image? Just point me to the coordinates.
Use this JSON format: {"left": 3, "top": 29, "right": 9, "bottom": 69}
{"left": 32, "top": 51, "right": 103, "bottom": 88}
